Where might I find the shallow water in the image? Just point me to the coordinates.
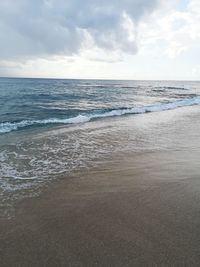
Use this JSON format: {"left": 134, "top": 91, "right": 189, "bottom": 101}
{"left": 0, "top": 78, "right": 200, "bottom": 217}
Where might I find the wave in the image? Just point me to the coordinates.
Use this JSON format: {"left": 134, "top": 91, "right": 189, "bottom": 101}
{"left": 154, "top": 86, "right": 188, "bottom": 91}
{"left": 1, "top": 96, "right": 200, "bottom": 134}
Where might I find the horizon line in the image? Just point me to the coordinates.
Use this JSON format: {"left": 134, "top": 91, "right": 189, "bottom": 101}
{"left": 0, "top": 76, "right": 200, "bottom": 82}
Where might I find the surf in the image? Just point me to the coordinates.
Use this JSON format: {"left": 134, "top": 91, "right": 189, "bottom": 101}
{"left": 1, "top": 96, "right": 200, "bottom": 134}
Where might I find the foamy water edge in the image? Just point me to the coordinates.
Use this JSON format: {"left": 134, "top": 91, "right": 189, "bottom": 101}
{"left": 1, "top": 96, "right": 200, "bottom": 134}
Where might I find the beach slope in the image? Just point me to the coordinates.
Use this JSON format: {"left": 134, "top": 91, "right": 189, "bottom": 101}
{"left": 1, "top": 107, "right": 200, "bottom": 266}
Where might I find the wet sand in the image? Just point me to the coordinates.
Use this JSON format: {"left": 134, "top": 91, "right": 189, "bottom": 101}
{"left": 1, "top": 107, "right": 200, "bottom": 266}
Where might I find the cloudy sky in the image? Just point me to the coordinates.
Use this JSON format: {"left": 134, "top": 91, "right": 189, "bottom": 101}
{"left": 0, "top": 0, "right": 199, "bottom": 80}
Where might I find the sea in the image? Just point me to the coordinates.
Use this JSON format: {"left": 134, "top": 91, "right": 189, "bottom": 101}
{"left": 0, "top": 77, "right": 200, "bottom": 217}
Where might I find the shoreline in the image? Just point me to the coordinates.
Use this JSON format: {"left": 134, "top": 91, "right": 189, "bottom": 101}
{"left": 1, "top": 107, "right": 200, "bottom": 266}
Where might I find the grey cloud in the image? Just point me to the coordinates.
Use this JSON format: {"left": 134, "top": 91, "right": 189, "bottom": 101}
{"left": 0, "top": 0, "right": 159, "bottom": 60}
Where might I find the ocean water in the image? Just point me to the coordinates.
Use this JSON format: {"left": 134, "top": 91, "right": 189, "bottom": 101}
{"left": 0, "top": 78, "right": 200, "bottom": 216}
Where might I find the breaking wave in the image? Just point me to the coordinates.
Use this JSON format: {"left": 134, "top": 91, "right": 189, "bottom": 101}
{"left": 1, "top": 96, "right": 200, "bottom": 134}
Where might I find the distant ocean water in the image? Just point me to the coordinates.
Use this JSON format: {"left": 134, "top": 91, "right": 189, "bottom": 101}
{"left": 0, "top": 78, "right": 200, "bottom": 216}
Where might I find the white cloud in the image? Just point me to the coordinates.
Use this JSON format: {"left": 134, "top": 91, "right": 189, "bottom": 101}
{"left": 139, "top": 0, "right": 200, "bottom": 59}
{"left": 191, "top": 65, "right": 200, "bottom": 76}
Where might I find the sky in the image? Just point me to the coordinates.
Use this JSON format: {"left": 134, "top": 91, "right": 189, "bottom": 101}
{"left": 0, "top": 0, "right": 199, "bottom": 80}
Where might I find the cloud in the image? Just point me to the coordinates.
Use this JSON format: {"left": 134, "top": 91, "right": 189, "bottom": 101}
{"left": 0, "top": 0, "right": 159, "bottom": 61}
{"left": 139, "top": 0, "right": 200, "bottom": 59}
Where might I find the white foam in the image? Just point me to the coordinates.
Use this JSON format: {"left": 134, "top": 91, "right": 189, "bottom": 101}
{"left": 0, "top": 96, "right": 200, "bottom": 134}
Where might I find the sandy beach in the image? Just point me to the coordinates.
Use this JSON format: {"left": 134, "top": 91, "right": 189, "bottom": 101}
{"left": 1, "top": 106, "right": 200, "bottom": 266}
